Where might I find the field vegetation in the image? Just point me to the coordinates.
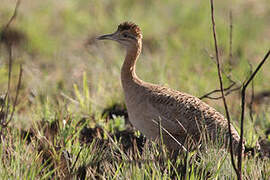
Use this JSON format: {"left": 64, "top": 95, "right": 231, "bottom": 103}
{"left": 0, "top": 0, "right": 269, "bottom": 179}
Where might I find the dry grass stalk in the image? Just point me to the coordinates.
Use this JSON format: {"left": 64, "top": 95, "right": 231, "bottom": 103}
{"left": 238, "top": 50, "right": 270, "bottom": 177}
{"left": 209, "top": 0, "right": 238, "bottom": 176}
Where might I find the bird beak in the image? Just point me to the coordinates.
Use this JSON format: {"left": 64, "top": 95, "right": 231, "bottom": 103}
{"left": 96, "top": 33, "right": 116, "bottom": 41}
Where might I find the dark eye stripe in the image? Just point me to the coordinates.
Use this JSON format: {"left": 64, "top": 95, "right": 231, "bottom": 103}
{"left": 127, "top": 35, "right": 136, "bottom": 40}
{"left": 123, "top": 33, "right": 136, "bottom": 40}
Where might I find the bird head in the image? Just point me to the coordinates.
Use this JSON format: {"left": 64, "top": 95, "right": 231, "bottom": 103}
{"left": 97, "top": 22, "right": 142, "bottom": 48}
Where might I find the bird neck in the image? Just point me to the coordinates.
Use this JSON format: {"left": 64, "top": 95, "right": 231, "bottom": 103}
{"left": 121, "top": 41, "right": 142, "bottom": 86}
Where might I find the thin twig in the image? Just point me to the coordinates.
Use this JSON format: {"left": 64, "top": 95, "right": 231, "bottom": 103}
{"left": 204, "top": 48, "right": 237, "bottom": 84}
{"left": 228, "top": 10, "right": 233, "bottom": 71}
{"left": 238, "top": 50, "right": 270, "bottom": 176}
{"left": 1, "top": 0, "right": 21, "bottom": 37}
{"left": 0, "top": 0, "right": 21, "bottom": 121}
{"left": 4, "top": 46, "right": 13, "bottom": 123}
{"left": 247, "top": 63, "right": 254, "bottom": 122}
{"left": 202, "top": 86, "right": 241, "bottom": 100}
{"left": 0, "top": 0, "right": 22, "bottom": 130}
{"left": 209, "top": 0, "right": 238, "bottom": 176}
{"left": 202, "top": 32, "right": 240, "bottom": 101}
{"left": 203, "top": 87, "right": 241, "bottom": 100}
{"left": 200, "top": 82, "right": 236, "bottom": 100}
{"left": 4, "top": 65, "right": 23, "bottom": 127}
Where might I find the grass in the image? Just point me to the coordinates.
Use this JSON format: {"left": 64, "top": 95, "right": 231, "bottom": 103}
{"left": 0, "top": 0, "right": 270, "bottom": 179}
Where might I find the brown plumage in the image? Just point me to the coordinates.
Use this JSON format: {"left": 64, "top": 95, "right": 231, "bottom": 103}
{"left": 97, "top": 22, "right": 243, "bottom": 154}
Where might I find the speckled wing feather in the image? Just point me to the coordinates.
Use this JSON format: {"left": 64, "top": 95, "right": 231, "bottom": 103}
{"left": 145, "top": 85, "right": 241, "bottom": 147}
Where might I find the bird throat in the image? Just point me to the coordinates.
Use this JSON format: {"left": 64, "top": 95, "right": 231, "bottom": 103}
{"left": 121, "top": 41, "right": 143, "bottom": 87}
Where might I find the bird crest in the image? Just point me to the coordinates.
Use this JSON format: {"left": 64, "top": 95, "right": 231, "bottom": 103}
{"left": 117, "top": 22, "right": 142, "bottom": 38}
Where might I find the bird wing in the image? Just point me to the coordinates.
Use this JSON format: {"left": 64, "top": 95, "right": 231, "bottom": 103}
{"left": 145, "top": 86, "right": 205, "bottom": 136}
{"left": 143, "top": 84, "right": 241, "bottom": 153}
{"left": 146, "top": 85, "right": 241, "bottom": 140}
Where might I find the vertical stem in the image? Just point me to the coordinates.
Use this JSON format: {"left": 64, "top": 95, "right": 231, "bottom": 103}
{"left": 238, "top": 50, "right": 270, "bottom": 177}
{"left": 209, "top": 0, "right": 239, "bottom": 177}
{"left": 5, "top": 65, "right": 23, "bottom": 126}
{"left": 4, "top": 45, "right": 13, "bottom": 123}
{"left": 228, "top": 10, "right": 233, "bottom": 71}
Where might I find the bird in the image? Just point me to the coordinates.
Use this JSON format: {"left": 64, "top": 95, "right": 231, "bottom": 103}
{"left": 97, "top": 22, "right": 243, "bottom": 155}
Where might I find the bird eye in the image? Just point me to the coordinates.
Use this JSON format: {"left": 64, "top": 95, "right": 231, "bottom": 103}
{"left": 123, "top": 33, "right": 128, "bottom": 38}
